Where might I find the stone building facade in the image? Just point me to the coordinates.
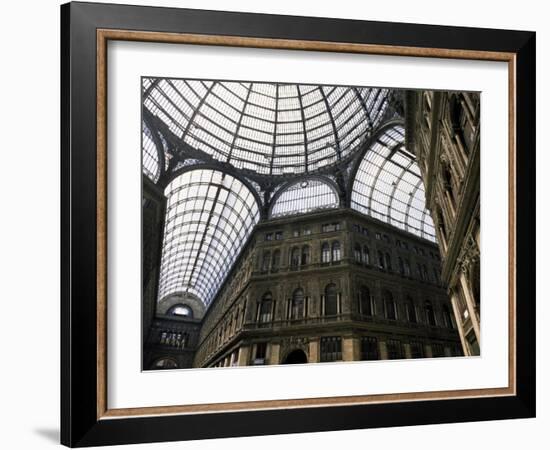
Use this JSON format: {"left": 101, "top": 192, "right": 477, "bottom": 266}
{"left": 406, "top": 90, "right": 481, "bottom": 355}
{"left": 148, "top": 208, "right": 462, "bottom": 369}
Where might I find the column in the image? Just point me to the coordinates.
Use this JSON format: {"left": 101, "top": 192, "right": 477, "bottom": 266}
{"left": 237, "top": 345, "right": 250, "bottom": 366}
{"left": 459, "top": 272, "right": 481, "bottom": 344}
{"left": 269, "top": 343, "right": 280, "bottom": 365}
{"left": 403, "top": 343, "right": 412, "bottom": 359}
{"left": 424, "top": 344, "right": 433, "bottom": 358}
{"left": 450, "top": 293, "right": 470, "bottom": 356}
{"left": 342, "top": 337, "right": 359, "bottom": 361}
{"left": 379, "top": 340, "right": 388, "bottom": 360}
{"left": 309, "top": 339, "right": 320, "bottom": 363}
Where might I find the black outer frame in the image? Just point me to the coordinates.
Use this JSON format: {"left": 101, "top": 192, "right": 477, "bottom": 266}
{"left": 60, "top": 1, "right": 536, "bottom": 447}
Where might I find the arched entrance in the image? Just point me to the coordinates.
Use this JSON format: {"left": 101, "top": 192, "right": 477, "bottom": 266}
{"left": 283, "top": 349, "right": 308, "bottom": 364}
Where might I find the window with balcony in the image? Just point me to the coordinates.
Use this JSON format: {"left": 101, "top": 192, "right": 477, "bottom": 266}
{"left": 425, "top": 300, "right": 436, "bottom": 326}
{"left": 384, "top": 290, "right": 397, "bottom": 320}
{"left": 290, "top": 288, "right": 305, "bottom": 319}
{"left": 332, "top": 241, "right": 341, "bottom": 262}
{"left": 406, "top": 296, "right": 417, "bottom": 323}
{"left": 258, "top": 292, "right": 273, "bottom": 323}
{"left": 354, "top": 244, "right": 362, "bottom": 263}
{"left": 321, "top": 242, "right": 331, "bottom": 263}
{"left": 325, "top": 283, "right": 338, "bottom": 316}
{"left": 360, "top": 286, "right": 373, "bottom": 316}
{"left": 301, "top": 246, "right": 310, "bottom": 265}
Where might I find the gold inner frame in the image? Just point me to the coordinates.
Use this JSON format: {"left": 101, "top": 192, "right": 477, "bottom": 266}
{"left": 96, "top": 29, "right": 517, "bottom": 420}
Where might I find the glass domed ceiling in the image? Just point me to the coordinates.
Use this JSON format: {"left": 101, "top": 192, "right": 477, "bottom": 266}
{"left": 144, "top": 79, "right": 389, "bottom": 175}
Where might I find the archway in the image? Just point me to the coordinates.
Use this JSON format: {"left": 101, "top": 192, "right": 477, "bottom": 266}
{"left": 283, "top": 349, "right": 308, "bottom": 364}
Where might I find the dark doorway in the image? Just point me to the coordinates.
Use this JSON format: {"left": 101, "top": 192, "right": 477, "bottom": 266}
{"left": 283, "top": 349, "right": 308, "bottom": 364}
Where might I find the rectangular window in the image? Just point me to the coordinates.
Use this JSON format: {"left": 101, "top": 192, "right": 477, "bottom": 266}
{"left": 353, "top": 224, "right": 360, "bottom": 232}
{"left": 431, "top": 343, "right": 445, "bottom": 358}
{"left": 275, "top": 231, "right": 283, "bottom": 240}
{"left": 265, "top": 233, "right": 273, "bottom": 241}
{"left": 292, "top": 229, "right": 300, "bottom": 237}
{"left": 375, "top": 232, "right": 381, "bottom": 240}
{"left": 362, "top": 227, "right": 369, "bottom": 236}
{"left": 303, "top": 228, "right": 312, "bottom": 235}
{"left": 410, "top": 342, "right": 424, "bottom": 359}
{"left": 360, "top": 336, "right": 379, "bottom": 360}
{"left": 320, "top": 337, "right": 342, "bottom": 362}
{"left": 386, "top": 339, "right": 403, "bottom": 360}
{"left": 230, "top": 349, "right": 240, "bottom": 366}
{"left": 253, "top": 342, "right": 267, "bottom": 364}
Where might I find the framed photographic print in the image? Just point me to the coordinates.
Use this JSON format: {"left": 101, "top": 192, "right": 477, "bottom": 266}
{"left": 60, "top": 1, "right": 536, "bottom": 447}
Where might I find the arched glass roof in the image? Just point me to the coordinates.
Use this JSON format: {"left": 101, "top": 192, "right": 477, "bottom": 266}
{"left": 270, "top": 178, "right": 339, "bottom": 218}
{"left": 351, "top": 125, "right": 436, "bottom": 241}
{"left": 157, "top": 169, "right": 260, "bottom": 305}
{"left": 144, "top": 79, "right": 389, "bottom": 175}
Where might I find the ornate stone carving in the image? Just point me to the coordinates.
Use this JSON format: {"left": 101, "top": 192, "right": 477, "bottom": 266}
{"left": 280, "top": 336, "right": 310, "bottom": 359}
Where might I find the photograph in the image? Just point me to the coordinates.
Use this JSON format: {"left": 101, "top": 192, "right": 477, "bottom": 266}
{"left": 141, "top": 78, "right": 481, "bottom": 370}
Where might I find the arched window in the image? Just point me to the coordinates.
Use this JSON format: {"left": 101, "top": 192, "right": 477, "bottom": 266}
{"left": 360, "top": 286, "right": 372, "bottom": 316}
{"left": 301, "top": 246, "right": 310, "bottom": 266}
{"left": 290, "top": 288, "right": 305, "bottom": 319}
{"left": 384, "top": 290, "right": 396, "bottom": 320}
{"left": 290, "top": 247, "right": 300, "bottom": 268}
{"left": 270, "top": 178, "right": 339, "bottom": 218}
{"left": 325, "top": 284, "right": 338, "bottom": 316}
{"left": 152, "top": 358, "right": 178, "bottom": 370}
{"left": 354, "top": 244, "right": 362, "bottom": 263}
{"left": 425, "top": 300, "right": 436, "bottom": 326}
{"left": 363, "top": 245, "right": 370, "bottom": 264}
{"left": 321, "top": 243, "right": 331, "bottom": 263}
{"left": 261, "top": 251, "right": 271, "bottom": 272}
{"left": 168, "top": 304, "right": 194, "bottom": 318}
{"left": 332, "top": 241, "right": 341, "bottom": 262}
{"left": 406, "top": 296, "right": 417, "bottom": 323}
{"left": 385, "top": 252, "right": 392, "bottom": 271}
{"left": 442, "top": 304, "right": 453, "bottom": 329}
{"left": 398, "top": 257, "right": 405, "bottom": 275}
{"left": 378, "top": 250, "right": 385, "bottom": 269}
{"left": 272, "top": 250, "right": 281, "bottom": 272}
{"left": 259, "top": 292, "right": 273, "bottom": 323}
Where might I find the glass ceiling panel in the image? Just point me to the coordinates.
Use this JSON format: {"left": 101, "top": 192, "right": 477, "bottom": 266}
{"left": 351, "top": 125, "right": 436, "bottom": 242}
{"left": 144, "top": 79, "right": 389, "bottom": 176}
{"left": 271, "top": 178, "right": 339, "bottom": 218}
{"left": 157, "top": 169, "right": 260, "bottom": 305}
{"left": 142, "top": 121, "right": 160, "bottom": 182}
